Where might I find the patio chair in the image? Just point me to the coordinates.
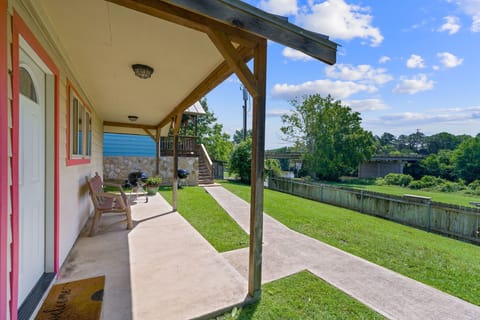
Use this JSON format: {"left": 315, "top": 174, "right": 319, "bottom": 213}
{"left": 86, "top": 172, "right": 133, "bottom": 236}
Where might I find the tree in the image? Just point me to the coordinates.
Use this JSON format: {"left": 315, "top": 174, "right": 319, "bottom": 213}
{"left": 229, "top": 139, "right": 252, "bottom": 183}
{"left": 408, "top": 130, "right": 426, "bottom": 153}
{"left": 375, "top": 132, "right": 397, "bottom": 154}
{"left": 425, "top": 132, "right": 466, "bottom": 154}
{"left": 420, "top": 150, "right": 455, "bottom": 180}
{"left": 453, "top": 136, "right": 480, "bottom": 183}
{"left": 201, "top": 123, "right": 232, "bottom": 162}
{"left": 232, "top": 129, "right": 252, "bottom": 144}
{"left": 281, "top": 94, "right": 375, "bottom": 181}
{"left": 184, "top": 98, "right": 232, "bottom": 162}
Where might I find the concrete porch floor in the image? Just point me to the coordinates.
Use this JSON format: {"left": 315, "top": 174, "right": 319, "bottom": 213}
{"left": 56, "top": 194, "right": 248, "bottom": 320}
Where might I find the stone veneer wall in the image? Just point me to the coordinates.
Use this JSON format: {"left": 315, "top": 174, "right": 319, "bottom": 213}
{"left": 104, "top": 156, "right": 198, "bottom": 186}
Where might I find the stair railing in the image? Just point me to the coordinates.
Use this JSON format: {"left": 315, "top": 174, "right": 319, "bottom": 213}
{"left": 197, "top": 144, "right": 213, "bottom": 181}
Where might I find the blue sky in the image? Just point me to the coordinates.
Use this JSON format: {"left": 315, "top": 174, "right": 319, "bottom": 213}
{"left": 205, "top": 0, "right": 480, "bottom": 149}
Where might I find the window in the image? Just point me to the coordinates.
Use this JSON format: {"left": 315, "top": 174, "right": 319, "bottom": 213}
{"left": 67, "top": 82, "right": 92, "bottom": 165}
{"left": 19, "top": 66, "right": 38, "bottom": 102}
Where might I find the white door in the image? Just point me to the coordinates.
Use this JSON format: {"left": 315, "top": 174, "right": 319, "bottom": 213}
{"left": 18, "top": 49, "right": 46, "bottom": 306}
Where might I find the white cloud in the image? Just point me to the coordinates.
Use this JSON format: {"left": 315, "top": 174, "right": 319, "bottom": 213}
{"left": 437, "top": 52, "right": 463, "bottom": 68}
{"left": 406, "top": 54, "right": 426, "bottom": 69}
{"left": 266, "top": 109, "right": 291, "bottom": 117}
{"left": 380, "top": 107, "right": 480, "bottom": 124}
{"left": 454, "top": 0, "right": 480, "bottom": 32}
{"left": 296, "top": 0, "right": 383, "bottom": 46}
{"left": 325, "top": 64, "right": 393, "bottom": 85}
{"left": 438, "top": 16, "right": 461, "bottom": 34}
{"left": 259, "top": 0, "right": 298, "bottom": 16}
{"left": 393, "top": 74, "right": 435, "bottom": 94}
{"left": 272, "top": 79, "right": 376, "bottom": 100}
{"left": 282, "top": 47, "right": 314, "bottom": 61}
{"left": 345, "top": 98, "right": 389, "bottom": 112}
{"left": 364, "top": 105, "right": 480, "bottom": 136}
{"left": 379, "top": 56, "right": 391, "bottom": 64}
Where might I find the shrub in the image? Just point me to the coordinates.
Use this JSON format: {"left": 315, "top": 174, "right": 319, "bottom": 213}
{"left": 435, "top": 182, "right": 465, "bottom": 193}
{"left": 382, "top": 173, "right": 413, "bottom": 187}
{"left": 468, "top": 179, "right": 480, "bottom": 190}
{"left": 419, "top": 175, "right": 444, "bottom": 188}
{"left": 265, "top": 159, "right": 282, "bottom": 178}
{"left": 407, "top": 175, "right": 446, "bottom": 190}
{"left": 407, "top": 180, "right": 424, "bottom": 189}
{"left": 229, "top": 139, "right": 252, "bottom": 184}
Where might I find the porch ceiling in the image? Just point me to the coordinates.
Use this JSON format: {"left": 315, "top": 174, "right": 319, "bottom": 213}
{"left": 38, "top": 0, "right": 224, "bottom": 126}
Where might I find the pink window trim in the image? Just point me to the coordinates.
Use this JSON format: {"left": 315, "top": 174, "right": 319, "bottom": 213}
{"left": 65, "top": 80, "right": 92, "bottom": 166}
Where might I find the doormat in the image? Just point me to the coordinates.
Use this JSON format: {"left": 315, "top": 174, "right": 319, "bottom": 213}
{"left": 35, "top": 275, "right": 105, "bottom": 320}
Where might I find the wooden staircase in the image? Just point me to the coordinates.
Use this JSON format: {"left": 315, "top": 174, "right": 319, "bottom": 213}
{"left": 197, "top": 145, "right": 214, "bottom": 185}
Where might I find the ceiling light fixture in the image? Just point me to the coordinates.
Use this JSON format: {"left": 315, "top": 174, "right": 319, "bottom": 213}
{"left": 132, "top": 64, "right": 154, "bottom": 79}
{"left": 128, "top": 115, "right": 138, "bottom": 122}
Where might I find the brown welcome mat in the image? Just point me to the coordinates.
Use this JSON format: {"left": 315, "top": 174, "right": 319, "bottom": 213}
{"left": 35, "top": 276, "right": 105, "bottom": 320}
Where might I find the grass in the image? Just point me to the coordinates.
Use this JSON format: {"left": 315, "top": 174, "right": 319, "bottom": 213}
{"left": 220, "top": 180, "right": 480, "bottom": 306}
{"left": 214, "top": 271, "right": 385, "bottom": 320}
{"left": 327, "top": 181, "right": 480, "bottom": 207}
{"left": 158, "top": 186, "right": 249, "bottom": 252}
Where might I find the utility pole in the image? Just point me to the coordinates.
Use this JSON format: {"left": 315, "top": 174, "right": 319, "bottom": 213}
{"left": 242, "top": 85, "right": 248, "bottom": 141}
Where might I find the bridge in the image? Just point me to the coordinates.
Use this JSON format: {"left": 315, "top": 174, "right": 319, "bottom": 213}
{"left": 265, "top": 151, "right": 303, "bottom": 160}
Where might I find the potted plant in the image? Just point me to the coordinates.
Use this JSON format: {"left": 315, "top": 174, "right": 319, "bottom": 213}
{"left": 145, "top": 176, "right": 162, "bottom": 195}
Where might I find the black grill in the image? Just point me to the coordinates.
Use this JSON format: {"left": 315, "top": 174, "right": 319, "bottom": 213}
{"left": 125, "top": 171, "right": 148, "bottom": 188}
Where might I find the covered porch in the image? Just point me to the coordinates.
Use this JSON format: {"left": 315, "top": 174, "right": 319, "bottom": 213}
{"left": 58, "top": 194, "right": 248, "bottom": 320}
{"left": 0, "top": 0, "right": 337, "bottom": 319}
{"left": 40, "top": 0, "right": 336, "bottom": 299}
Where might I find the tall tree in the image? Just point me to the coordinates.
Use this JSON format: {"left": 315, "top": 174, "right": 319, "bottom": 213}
{"left": 453, "top": 136, "right": 480, "bottom": 183}
{"left": 183, "top": 98, "right": 232, "bottom": 161}
{"left": 281, "top": 94, "right": 375, "bottom": 180}
{"left": 426, "top": 132, "right": 470, "bottom": 154}
{"left": 202, "top": 123, "right": 232, "bottom": 162}
{"left": 376, "top": 132, "right": 397, "bottom": 154}
{"left": 408, "top": 130, "right": 426, "bottom": 153}
{"left": 232, "top": 129, "right": 252, "bottom": 144}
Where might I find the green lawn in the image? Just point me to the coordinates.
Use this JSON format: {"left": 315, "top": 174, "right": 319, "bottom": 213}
{"left": 158, "top": 186, "right": 249, "bottom": 252}
{"left": 221, "top": 180, "right": 480, "bottom": 306}
{"left": 328, "top": 181, "right": 480, "bottom": 207}
{"left": 159, "top": 186, "right": 384, "bottom": 319}
{"left": 214, "top": 271, "right": 385, "bottom": 320}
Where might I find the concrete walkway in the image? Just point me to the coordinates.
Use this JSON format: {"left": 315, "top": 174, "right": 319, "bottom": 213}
{"left": 57, "top": 194, "right": 247, "bottom": 320}
{"left": 205, "top": 185, "right": 480, "bottom": 320}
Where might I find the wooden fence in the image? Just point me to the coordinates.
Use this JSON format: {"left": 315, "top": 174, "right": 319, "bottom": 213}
{"left": 268, "top": 177, "right": 480, "bottom": 244}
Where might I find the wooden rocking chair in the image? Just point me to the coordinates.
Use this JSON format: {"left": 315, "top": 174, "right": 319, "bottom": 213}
{"left": 86, "top": 173, "right": 133, "bottom": 236}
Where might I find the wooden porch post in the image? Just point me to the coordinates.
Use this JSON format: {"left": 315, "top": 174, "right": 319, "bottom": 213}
{"left": 172, "top": 114, "right": 182, "bottom": 211}
{"left": 155, "top": 128, "right": 160, "bottom": 175}
{"left": 208, "top": 27, "right": 267, "bottom": 299}
{"left": 248, "top": 38, "right": 267, "bottom": 298}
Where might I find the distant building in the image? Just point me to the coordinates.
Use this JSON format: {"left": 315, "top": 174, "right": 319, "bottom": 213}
{"left": 358, "top": 155, "right": 423, "bottom": 178}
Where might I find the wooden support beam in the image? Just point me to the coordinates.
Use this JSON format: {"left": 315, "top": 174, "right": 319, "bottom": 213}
{"left": 248, "top": 38, "right": 267, "bottom": 299}
{"left": 156, "top": 0, "right": 337, "bottom": 64}
{"left": 172, "top": 113, "right": 182, "bottom": 211}
{"left": 104, "top": 121, "right": 157, "bottom": 130}
{"left": 157, "top": 45, "right": 253, "bottom": 129}
{"left": 156, "top": 128, "right": 161, "bottom": 175}
{"left": 142, "top": 128, "right": 156, "bottom": 141}
{"left": 208, "top": 30, "right": 258, "bottom": 97}
{"left": 106, "top": 0, "right": 262, "bottom": 48}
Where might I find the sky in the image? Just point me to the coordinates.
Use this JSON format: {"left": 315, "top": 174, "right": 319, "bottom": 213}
{"left": 205, "top": 0, "right": 480, "bottom": 149}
